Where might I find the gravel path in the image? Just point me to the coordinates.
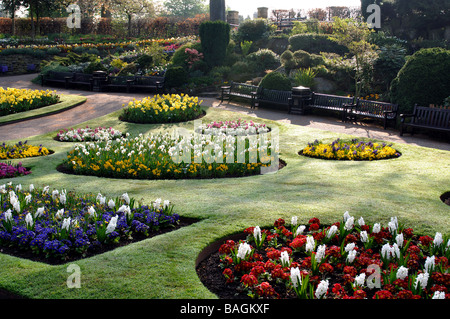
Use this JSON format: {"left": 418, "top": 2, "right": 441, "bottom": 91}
{"left": 1, "top": 74, "right": 449, "bottom": 151}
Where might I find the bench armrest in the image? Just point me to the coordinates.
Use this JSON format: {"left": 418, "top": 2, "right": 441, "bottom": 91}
{"left": 399, "top": 113, "right": 415, "bottom": 118}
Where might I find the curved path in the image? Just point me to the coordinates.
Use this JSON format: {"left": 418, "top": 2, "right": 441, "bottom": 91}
{"left": 0, "top": 74, "right": 449, "bottom": 152}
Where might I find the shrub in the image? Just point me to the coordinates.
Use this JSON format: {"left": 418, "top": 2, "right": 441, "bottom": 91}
{"left": 164, "top": 66, "right": 189, "bottom": 89}
{"left": 199, "top": 20, "right": 230, "bottom": 69}
{"left": 259, "top": 72, "right": 292, "bottom": 91}
{"left": 83, "top": 61, "right": 107, "bottom": 74}
{"left": 171, "top": 42, "right": 203, "bottom": 69}
{"left": 246, "top": 49, "right": 280, "bottom": 72}
{"left": 289, "top": 34, "right": 348, "bottom": 55}
{"left": 292, "top": 50, "right": 311, "bottom": 68}
{"left": 234, "top": 18, "right": 274, "bottom": 43}
{"left": 292, "top": 68, "right": 318, "bottom": 88}
{"left": 390, "top": 47, "right": 450, "bottom": 114}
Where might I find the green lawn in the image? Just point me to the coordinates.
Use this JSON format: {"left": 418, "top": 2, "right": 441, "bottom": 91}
{"left": 0, "top": 105, "right": 449, "bottom": 299}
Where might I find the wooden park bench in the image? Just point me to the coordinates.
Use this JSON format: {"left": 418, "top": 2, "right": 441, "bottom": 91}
{"left": 70, "top": 73, "right": 94, "bottom": 91}
{"left": 41, "top": 71, "right": 74, "bottom": 89}
{"left": 350, "top": 99, "right": 398, "bottom": 129}
{"left": 400, "top": 105, "right": 450, "bottom": 136}
{"left": 254, "top": 87, "right": 291, "bottom": 110}
{"left": 131, "top": 76, "right": 165, "bottom": 93}
{"left": 307, "top": 93, "right": 356, "bottom": 122}
{"left": 100, "top": 76, "right": 136, "bottom": 93}
{"left": 220, "top": 82, "right": 258, "bottom": 107}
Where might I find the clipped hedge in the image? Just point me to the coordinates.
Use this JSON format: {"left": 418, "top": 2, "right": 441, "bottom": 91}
{"left": 199, "top": 20, "right": 230, "bottom": 69}
{"left": 259, "top": 72, "right": 292, "bottom": 91}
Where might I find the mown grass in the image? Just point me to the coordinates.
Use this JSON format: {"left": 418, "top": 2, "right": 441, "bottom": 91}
{"left": 0, "top": 104, "right": 449, "bottom": 299}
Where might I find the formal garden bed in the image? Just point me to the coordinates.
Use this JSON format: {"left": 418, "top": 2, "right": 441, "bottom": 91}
{"left": 197, "top": 213, "right": 449, "bottom": 300}
{"left": 299, "top": 139, "right": 401, "bottom": 161}
{"left": 0, "top": 141, "right": 52, "bottom": 160}
{"left": 0, "top": 87, "right": 59, "bottom": 116}
{"left": 0, "top": 182, "right": 197, "bottom": 265}
{"left": 59, "top": 129, "right": 282, "bottom": 180}
{"left": 0, "top": 162, "right": 31, "bottom": 179}
{"left": 119, "top": 94, "right": 204, "bottom": 124}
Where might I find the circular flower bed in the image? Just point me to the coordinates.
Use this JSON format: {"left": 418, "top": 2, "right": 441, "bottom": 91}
{"left": 56, "top": 126, "right": 123, "bottom": 142}
{"left": 0, "top": 162, "right": 31, "bottom": 179}
{"left": 61, "top": 132, "right": 279, "bottom": 180}
{"left": 195, "top": 120, "right": 270, "bottom": 136}
{"left": 0, "top": 182, "right": 185, "bottom": 264}
{"left": 441, "top": 192, "right": 450, "bottom": 206}
{"left": 120, "top": 94, "right": 204, "bottom": 124}
{"left": 0, "top": 141, "right": 51, "bottom": 160}
{"left": 0, "top": 87, "right": 60, "bottom": 116}
{"left": 300, "top": 139, "right": 401, "bottom": 161}
{"left": 198, "top": 213, "right": 449, "bottom": 300}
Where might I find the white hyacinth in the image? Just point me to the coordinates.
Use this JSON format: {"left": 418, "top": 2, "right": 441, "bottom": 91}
{"left": 396, "top": 266, "right": 409, "bottom": 280}
{"left": 344, "top": 216, "right": 354, "bottom": 231}
{"left": 345, "top": 243, "right": 356, "bottom": 252}
{"left": 358, "top": 217, "right": 365, "bottom": 226}
{"left": 237, "top": 242, "right": 252, "bottom": 260}
{"left": 108, "top": 199, "right": 115, "bottom": 209}
{"left": 253, "top": 226, "right": 262, "bottom": 242}
{"left": 291, "top": 216, "right": 298, "bottom": 226}
{"left": 414, "top": 272, "right": 429, "bottom": 290}
{"left": 290, "top": 267, "right": 302, "bottom": 288}
{"left": 4, "top": 209, "right": 12, "bottom": 223}
{"left": 388, "top": 217, "right": 398, "bottom": 234}
{"left": 326, "top": 225, "right": 338, "bottom": 239}
{"left": 355, "top": 273, "right": 366, "bottom": 287}
{"left": 280, "top": 251, "right": 291, "bottom": 267}
{"left": 424, "top": 256, "right": 435, "bottom": 273}
{"left": 316, "top": 244, "right": 326, "bottom": 263}
{"left": 396, "top": 233, "right": 404, "bottom": 248}
{"left": 88, "top": 206, "right": 96, "bottom": 218}
{"left": 25, "top": 194, "right": 32, "bottom": 205}
{"left": 295, "top": 225, "right": 306, "bottom": 236}
{"left": 62, "top": 217, "right": 71, "bottom": 231}
{"left": 305, "top": 235, "right": 315, "bottom": 253}
{"left": 432, "top": 291, "right": 446, "bottom": 299}
{"left": 315, "top": 280, "right": 329, "bottom": 299}
{"left": 433, "top": 232, "right": 443, "bottom": 247}
{"left": 347, "top": 250, "right": 357, "bottom": 264}
{"left": 59, "top": 190, "right": 67, "bottom": 205}
{"left": 35, "top": 207, "right": 45, "bottom": 218}
{"left": 360, "top": 230, "right": 368, "bottom": 243}
{"left": 25, "top": 213, "right": 33, "bottom": 228}
{"left": 105, "top": 215, "right": 118, "bottom": 234}
{"left": 121, "top": 193, "right": 130, "bottom": 205}
{"left": 29, "top": 184, "right": 34, "bottom": 192}
{"left": 372, "top": 223, "right": 381, "bottom": 233}
{"left": 343, "top": 211, "right": 351, "bottom": 222}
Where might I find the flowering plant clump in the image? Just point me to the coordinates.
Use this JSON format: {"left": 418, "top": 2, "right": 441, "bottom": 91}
{"left": 0, "top": 162, "right": 31, "bottom": 179}
{"left": 218, "top": 213, "right": 449, "bottom": 299}
{"left": 0, "top": 87, "right": 60, "bottom": 116}
{"left": 0, "top": 141, "right": 50, "bottom": 160}
{"left": 195, "top": 120, "right": 270, "bottom": 136}
{"left": 301, "top": 138, "right": 401, "bottom": 161}
{"left": 56, "top": 126, "right": 123, "bottom": 142}
{"left": 120, "top": 94, "right": 203, "bottom": 124}
{"left": 0, "top": 182, "right": 179, "bottom": 263}
{"left": 63, "top": 131, "right": 277, "bottom": 180}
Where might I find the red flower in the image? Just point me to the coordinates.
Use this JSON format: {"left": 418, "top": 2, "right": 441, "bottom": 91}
{"left": 219, "top": 240, "right": 235, "bottom": 254}
{"left": 250, "top": 265, "right": 266, "bottom": 278}
{"left": 241, "top": 274, "right": 258, "bottom": 287}
{"left": 266, "top": 248, "right": 281, "bottom": 260}
{"left": 343, "top": 266, "right": 357, "bottom": 277}
{"left": 396, "top": 290, "right": 414, "bottom": 299}
{"left": 308, "top": 217, "right": 320, "bottom": 225}
{"left": 345, "top": 234, "right": 358, "bottom": 244}
{"left": 402, "top": 227, "right": 414, "bottom": 238}
{"left": 274, "top": 218, "right": 285, "bottom": 227}
{"left": 373, "top": 290, "right": 394, "bottom": 299}
{"left": 309, "top": 223, "right": 320, "bottom": 231}
{"left": 327, "top": 245, "right": 341, "bottom": 258}
{"left": 319, "top": 263, "right": 334, "bottom": 273}
{"left": 289, "top": 236, "right": 306, "bottom": 250}
{"left": 352, "top": 289, "right": 367, "bottom": 299}
{"left": 255, "top": 282, "right": 277, "bottom": 298}
{"left": 419, "top": 235, "right": 433, "bottom": 247}
{"left": 223, "top": 268, "right": 234, "bottom": 283}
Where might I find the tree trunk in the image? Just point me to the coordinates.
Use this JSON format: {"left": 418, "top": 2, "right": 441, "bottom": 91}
{"left": 30, "top": 3, "right": 35, "bottom": 39}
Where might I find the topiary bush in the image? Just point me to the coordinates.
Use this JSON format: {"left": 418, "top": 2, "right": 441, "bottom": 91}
{"left": 199, "top": 20, "right": 230, "bottom": 69}
{"left": 171, "top": 42, "right": 203, "bottom": 70}
{"left": 390, "top": 47, "right": 450, "bottom": 114}
{"left": 259, "top": 72, "right": 292, "bottom": 91}
{"left": 164, "top": 66, "right": 188, "bottom": 89}
{"left": 289, "top": 33, "right": 348, "bottom": 55}
{"left": 233, "top": 18, "right": 274, "bottom": 44}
